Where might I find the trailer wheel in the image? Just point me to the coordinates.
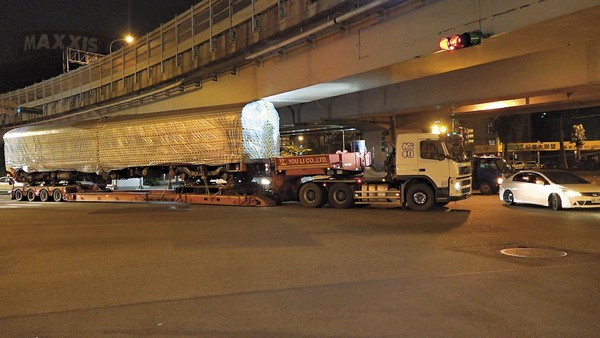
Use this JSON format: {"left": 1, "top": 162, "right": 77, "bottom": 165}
{"left": 26, "top": 189, "right": 37, "bottom": 202}
{"left": 299, "top": 182, "right": 326, "bottom": 208}
{"left": 406, "top": 183, "right": 434, "bottom": 211}
{"left": 52, "top": 189, "right": 63, "bottom": 202}
{"left": 328, "top": 183, "right": 355, "bottom": 209}
{"left": 14, "top": 189, "right": 24, "bottom": 201}
{"left": 39, "top": 189, "right": 49, "bottom": 202}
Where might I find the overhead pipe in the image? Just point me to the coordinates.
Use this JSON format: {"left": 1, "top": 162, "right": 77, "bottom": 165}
{"left": 246, "top": 0, "right": 393, "bottom": 60}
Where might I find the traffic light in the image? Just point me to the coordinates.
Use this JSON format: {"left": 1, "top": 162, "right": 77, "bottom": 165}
{"left": 439, "top": 30, "right": 484, "bottom": 51}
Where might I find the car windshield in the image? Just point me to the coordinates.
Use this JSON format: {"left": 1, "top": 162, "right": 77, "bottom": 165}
{"left": 543, "top": 171, "right": 590, "bottom": 184}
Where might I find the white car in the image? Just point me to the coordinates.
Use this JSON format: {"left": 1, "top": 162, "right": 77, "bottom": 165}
{"left": 0, "top": 176, "right": 23, "bottom": 194}
{"left": 512, "top": 161, "right": 538, "bottom": 170}
{"left": 499, "top": 170, "right": 600, "bottom": 210}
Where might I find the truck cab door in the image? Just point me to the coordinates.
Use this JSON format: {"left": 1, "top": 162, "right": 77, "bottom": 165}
{"left": 417, "top": 139, "right": 450, "bottom": 189}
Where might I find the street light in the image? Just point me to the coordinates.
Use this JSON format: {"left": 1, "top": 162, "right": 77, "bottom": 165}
{"left": 431, "top": 121, "right": 447, "bottom": 135}
{"left": 109, "top": 35, "right": 134, "bottom": 53}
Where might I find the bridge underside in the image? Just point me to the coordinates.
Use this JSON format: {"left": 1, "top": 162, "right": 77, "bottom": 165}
{"left": 265, "top": 3, "right": 600, "bottom": 126}
{"left": 2, "top": 1, "right": 599, "bottom": 132}
{"left": 110, "top": 1, "right": 600, "bottom": 130}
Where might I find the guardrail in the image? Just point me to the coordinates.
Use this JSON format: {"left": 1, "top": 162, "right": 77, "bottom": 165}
{"left": 1, "top": 0, "right": 351, "bottom": 126}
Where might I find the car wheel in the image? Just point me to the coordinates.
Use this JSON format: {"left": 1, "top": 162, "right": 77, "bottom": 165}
{"left": 298, "top": 182, "right": 326, "bottom": 208}
{"left": 406, "top": 183, "right": 434, "bottom": 211}
{"left": 549, "top": 193, "right": 562, "bottom": 211}
{"left": 503, "top": 190, "right": 515, "bottom": 205}
{"left": 479, "top": 181, "right": 493, "bottom": 195}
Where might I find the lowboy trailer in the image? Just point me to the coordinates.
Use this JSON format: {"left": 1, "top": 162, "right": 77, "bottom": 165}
{"left": 9, "top": 183, "right": 276, "bottom": 207}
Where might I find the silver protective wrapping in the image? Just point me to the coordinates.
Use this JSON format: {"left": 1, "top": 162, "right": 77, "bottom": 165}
{"left": 3, "top": 122, "right": 99, "bottom": 173}
{"left": 4, "top": 100, "right": 280, "bottom": 174}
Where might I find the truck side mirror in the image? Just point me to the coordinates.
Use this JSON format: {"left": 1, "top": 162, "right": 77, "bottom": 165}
{"left": 437, "top": 154, "right": 446, "bottom": 161}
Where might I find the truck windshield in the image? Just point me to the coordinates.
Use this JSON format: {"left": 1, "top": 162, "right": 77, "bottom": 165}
{"left": 443, "top": 136, "right": 469, "bottom": 162}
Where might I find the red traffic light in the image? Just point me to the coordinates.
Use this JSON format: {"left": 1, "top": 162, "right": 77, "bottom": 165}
{"left": 439, "top": 31, "right": 483, "bottom": 51}
{"left": 439, "top": 35, "right": 463, "bottom": 51}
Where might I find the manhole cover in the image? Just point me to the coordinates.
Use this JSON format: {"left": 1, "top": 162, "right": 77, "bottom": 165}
{"left": 500, "top": 247, "right": 567, "bottom": 258}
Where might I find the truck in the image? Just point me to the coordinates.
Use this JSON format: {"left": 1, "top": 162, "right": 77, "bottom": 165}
{"left": 269, "top": 133, "right": 472, "bottom": 211}
{"left": 3, "top": 100, "right": 471, "bottom": 210}
{"left": 471, "top": 155, "right": 511, "bottom": 194}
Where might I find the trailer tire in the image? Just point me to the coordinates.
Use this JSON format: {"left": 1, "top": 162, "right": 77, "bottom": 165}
{"left": 299, "top": 182, "right": 326, "bottom": 208}
{"left": 26, "top": 189, "right": 37, "bottom": 202}
{"left": 406, "top": 183, "right": 434, "bottom": 211}
{"left": 39, "top": 189, "right": 49, "bottom": 202}
{"left": 328, "top": 183, "right": 355, "bottom": 209}
{"left": 14, "top": 189, "right": 24, "bottom": 201}
{"left": 52, "top": 189, "right": 63, "bottom": 202}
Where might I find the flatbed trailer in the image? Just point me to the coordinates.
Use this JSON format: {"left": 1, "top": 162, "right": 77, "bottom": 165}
{"left": 9, "top": 184, "right": 276, "bottom": 207}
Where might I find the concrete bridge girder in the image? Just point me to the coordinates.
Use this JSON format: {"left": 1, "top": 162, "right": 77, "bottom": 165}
{"left": 282, "top": 37, "right": 600, "bottom": 126}
{"left": 260, "top": 0, "right": 600, "bottom": 105}
{"left": 6, "top": 0, "right": 599, "bottom": 129}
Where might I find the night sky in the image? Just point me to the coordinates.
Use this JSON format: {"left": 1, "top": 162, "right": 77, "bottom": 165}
{"left": 0, "top": 0, "right": 200, "bottom": 92}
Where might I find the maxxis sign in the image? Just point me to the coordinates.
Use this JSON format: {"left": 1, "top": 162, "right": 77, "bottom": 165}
{"left": 19, "top": 30, "right": 108, "bottom": 55}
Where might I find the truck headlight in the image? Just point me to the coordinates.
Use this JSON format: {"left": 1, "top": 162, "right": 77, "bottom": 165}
{"left": 454, "top": 182, "right": 461, "bottom": 190}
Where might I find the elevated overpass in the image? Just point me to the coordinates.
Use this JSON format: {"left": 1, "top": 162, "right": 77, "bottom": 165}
{"left": 1, "top": 0, "right": 599, "bottom": 132}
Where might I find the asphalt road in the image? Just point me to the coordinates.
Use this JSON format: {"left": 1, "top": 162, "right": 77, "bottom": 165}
{"left": 0, "top": 194, "right": 598, "bottom": 337}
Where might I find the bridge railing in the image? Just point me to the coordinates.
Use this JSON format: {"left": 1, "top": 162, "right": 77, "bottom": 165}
{"left": 1, "top": 0, "right": 349, "bottom": 126}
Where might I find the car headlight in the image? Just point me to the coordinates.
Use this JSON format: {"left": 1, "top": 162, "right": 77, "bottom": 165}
{"left": 497, "top": 177, "right": 503, "bottom": 185}
{"left": 563, "top": 189, "right": 581, "bottom": 197}
{"left": 260, "top": 178, "right": 271, "bottom": 186}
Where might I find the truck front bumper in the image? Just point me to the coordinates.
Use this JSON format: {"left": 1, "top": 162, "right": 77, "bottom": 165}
{"left": 437, "top": 178, "right": 471, "bottom": 202}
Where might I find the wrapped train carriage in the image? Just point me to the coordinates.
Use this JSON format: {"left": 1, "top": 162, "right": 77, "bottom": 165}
{"left": 3, "top": 100, "right": 280, "bottom": 187}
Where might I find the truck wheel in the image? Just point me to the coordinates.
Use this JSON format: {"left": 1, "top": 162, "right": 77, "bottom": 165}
{"left": 39, "top": 189, "right": 49, "bottom": 202}
{"left": 328, "top": 183, "right": 355, "bottom": 209}
{"left": 14, "top": 189, "right": 24, "bottom": 201}
{"left": 406, "top": 183, "right": 434, "bottom": 211}
{"left": 299, "top": 182, "right": 326, "bottom": 208}
{"left": 26, "top": 189, "right": 37, "bottom": 202}
{"left": 479, "top": 181, "right": 493, "bottom": 195}
{"left": 52, "top": 189, "right": 63, "bottom": 202}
